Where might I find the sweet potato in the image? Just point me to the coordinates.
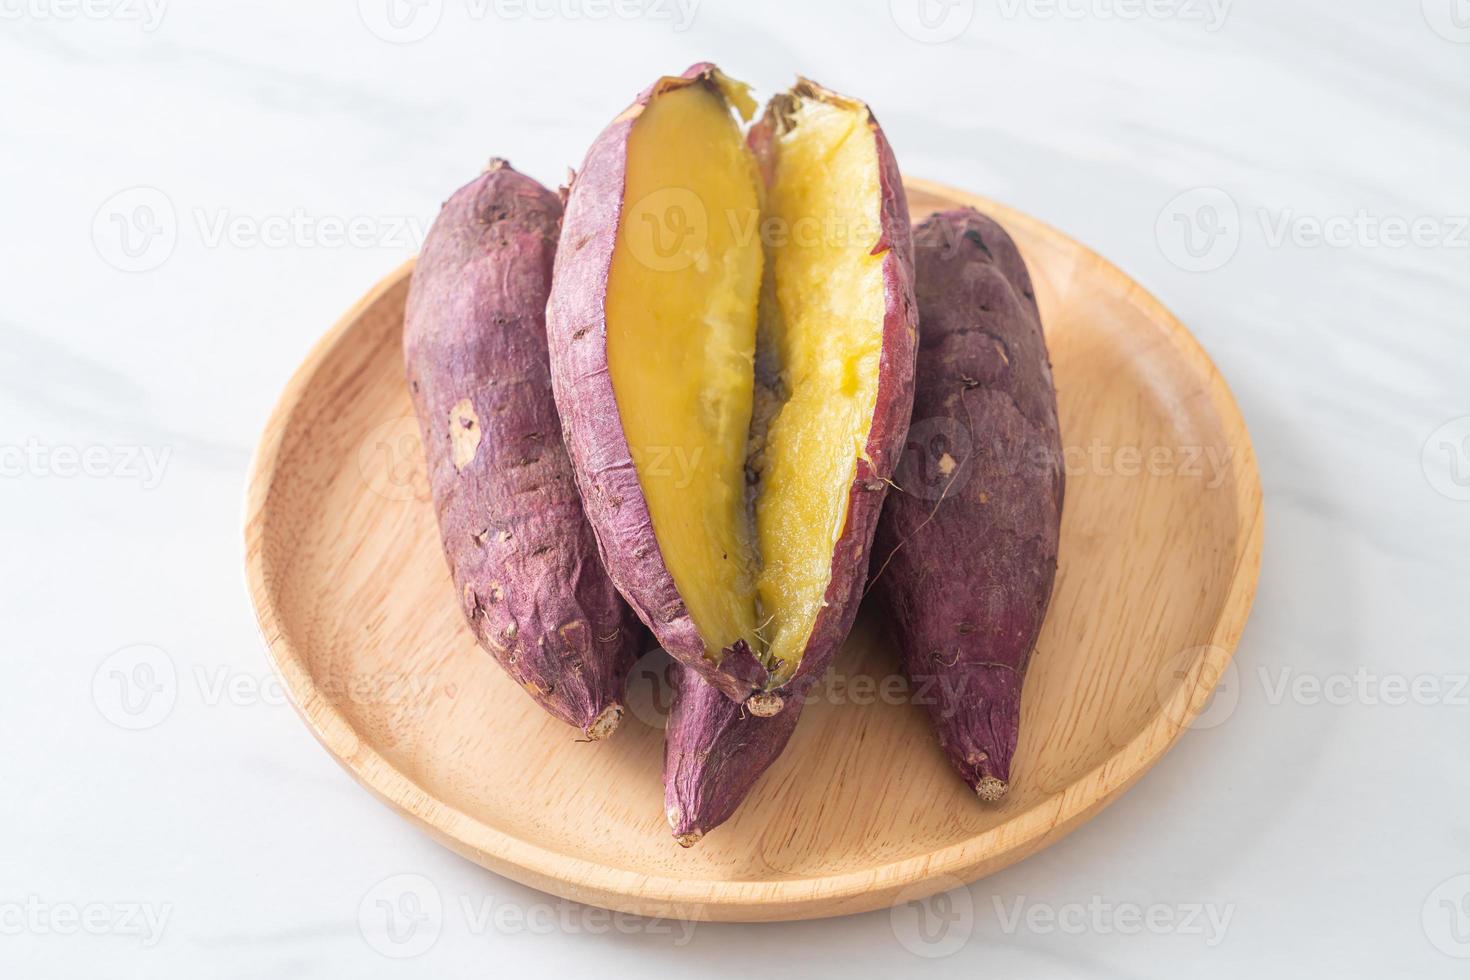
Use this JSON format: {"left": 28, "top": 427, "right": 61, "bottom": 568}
{"left": 663, "top": 662, "right": 802, "bottom": 847}
{"left": 869, "top": 208, "right": 1064, "bottom": 801}
{"left": 404, "top": 159, "right": 639, "bottom": 739}
{"left": 547, "top": 64, "right": 917, "bottom": 713}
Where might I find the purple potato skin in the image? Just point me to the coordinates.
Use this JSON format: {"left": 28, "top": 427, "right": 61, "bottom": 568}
{"left": 546, "top": 64, "right": 766, "bottom": 704}
{"left": 403, "top": 160, "right": 639, "bottom": 739}
{"left": 663, "top": 662, "right": 802, "bottom": 847}
{"left": 547, "top": 64, "right": 918, "bottom": 709}
{"left": 870, "top": 209, "right": 1064, "bottom": 801}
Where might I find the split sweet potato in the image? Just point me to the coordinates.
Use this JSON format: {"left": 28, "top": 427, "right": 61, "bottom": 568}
{"left": 403, "top": 160, "right": 639, "bottom": 739}
{"left": 547, "top": 64, "right": 917, "bottom": 713}
{"left": 870, "top": 208, "right": 1064, "bottom": 800}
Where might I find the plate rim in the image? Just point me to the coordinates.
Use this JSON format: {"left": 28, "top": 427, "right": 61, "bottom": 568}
{"left": 243, "top": 178, "right": 1264, "bottom": 921}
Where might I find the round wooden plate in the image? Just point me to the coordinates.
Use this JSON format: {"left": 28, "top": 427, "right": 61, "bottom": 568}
{"left": 244, "top": 179, "right": 1262, "bottom": 922}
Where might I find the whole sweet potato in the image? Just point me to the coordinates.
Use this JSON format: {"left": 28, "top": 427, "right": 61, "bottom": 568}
{"left": 404, "top": 160, "right": 639, "bottom": 739}
{"left": 870, "top": 208, "right": 1064, "bottom": 800}
{"left": 547, "top": 65, "right": 916, "bottom": 714}
{"left": 663, "top": 662, "right": 802, "bottom": 847}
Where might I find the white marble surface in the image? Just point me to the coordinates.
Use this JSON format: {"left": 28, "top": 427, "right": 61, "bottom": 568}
{"left": 3, "top": 1, "right": 1468, "bottom": 976}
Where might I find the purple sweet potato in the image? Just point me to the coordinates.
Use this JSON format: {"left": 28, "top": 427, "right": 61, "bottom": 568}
{"left": 663, "top": 662, "right": 802, "bottom": 847}
{"left": 403, "top": 159, "right": 639, "bottom": 739}
{"left": 547, "top": 64, "right": 917, "bottom": 717}
{"left": 869, "top": 208, "right": 1064, "bottom": 801}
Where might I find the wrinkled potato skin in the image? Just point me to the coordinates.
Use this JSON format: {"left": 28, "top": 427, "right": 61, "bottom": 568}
{"left": 663, "top": 663, "right": 802, "bottom": 845}
{"left": 871, "top": 208, "right": 1064, "bottom": 797}
{"left": 404, "top": 161, "right": 638, "bottom": 737}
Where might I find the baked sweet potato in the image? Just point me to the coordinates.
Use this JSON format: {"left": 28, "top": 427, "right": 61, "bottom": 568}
{"left": 663, "top": 662, "right": 802, "bottom": 847}
{"left": 870, "top": 208, "right": 1064, "bottom": 800}
{"left": 404, "top": 159, "right": 639, "bottom": 739}
{"left": 547, "top": 64, "right": 917, "bottom": 712}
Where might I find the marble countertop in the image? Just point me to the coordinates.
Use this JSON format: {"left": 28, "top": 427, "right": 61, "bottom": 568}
{"left": 3, "top": 1, "right": 1467, "bottom": 976}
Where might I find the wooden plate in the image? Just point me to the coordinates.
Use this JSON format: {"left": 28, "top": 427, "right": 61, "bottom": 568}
{"left": 244, "top": 178, "right": 1262, "bottom": 922}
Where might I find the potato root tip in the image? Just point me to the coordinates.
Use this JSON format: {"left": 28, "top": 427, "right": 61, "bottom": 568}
{"left": 583, "top": 704, "right": 624, "bottom": 741}
{"left": 746, "top": 692, "right": 785, "bottom": 718}
{"left": 976, "top": 776, "right": 1009, "bottom": 804}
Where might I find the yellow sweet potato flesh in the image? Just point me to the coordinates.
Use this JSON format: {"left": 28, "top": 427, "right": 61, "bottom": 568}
{"left": 607, "top": 84, "right": 764, "bottom": 656}
{"left": 606, "top": 82, "right": 883, "bottom": 681}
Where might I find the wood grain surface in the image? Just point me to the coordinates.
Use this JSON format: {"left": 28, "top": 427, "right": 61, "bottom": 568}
{"left": 243, "top": 179, "right": 1263, "bottom": 922}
